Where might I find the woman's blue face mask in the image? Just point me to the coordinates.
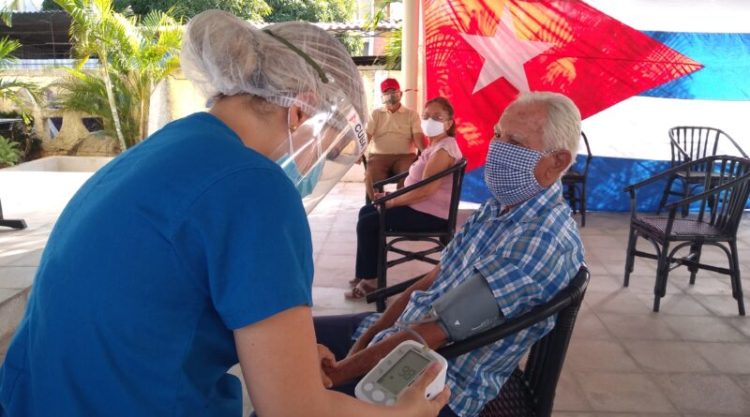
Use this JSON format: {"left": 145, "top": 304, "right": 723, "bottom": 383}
{"left": 273, "top": 109, "right": 325, "bottom": 198}
{"left": 276, "top": 155, "right": 324, "bottom": 198}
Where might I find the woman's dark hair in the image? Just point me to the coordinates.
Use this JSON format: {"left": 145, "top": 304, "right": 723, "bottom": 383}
{"left": 424, "top": 96, "right": 456, "bottom": 136}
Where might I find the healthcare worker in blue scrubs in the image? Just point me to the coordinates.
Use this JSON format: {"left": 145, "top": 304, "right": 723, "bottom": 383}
{"left": 0, "top": 10, "right": 448, "bottom": 417}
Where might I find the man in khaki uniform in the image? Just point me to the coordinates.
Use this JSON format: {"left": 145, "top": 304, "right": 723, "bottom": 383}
{"left": 364, "top": 78, "right": 424, "bottom": 200}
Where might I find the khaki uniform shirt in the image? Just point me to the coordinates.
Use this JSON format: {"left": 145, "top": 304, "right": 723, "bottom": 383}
{"left": 366, "top": 105, "right": 422, "bottom": 155}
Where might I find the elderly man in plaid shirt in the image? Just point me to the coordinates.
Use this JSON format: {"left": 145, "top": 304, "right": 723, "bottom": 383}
{"left": 315, "top": 92, "right": 585, "bottom": 417}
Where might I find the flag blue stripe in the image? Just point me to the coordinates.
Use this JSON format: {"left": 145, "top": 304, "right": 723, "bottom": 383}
{"left": 639, "top": 31, "right": 750, "bottom": 100}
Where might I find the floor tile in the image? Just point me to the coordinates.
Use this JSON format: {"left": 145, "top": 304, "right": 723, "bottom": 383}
{"left": 690, "top": 342, "right": 750, "bottom": 374}
{"left": 0, "top": 266, "right": 36, "bottom": 289}
{"left": 726, "top": 316, "right": 750, "bottom": 338}
{"left": 652, "top": 373, "right": 750, "bottom": 415}
{"left": 682, "top": 276, "right": 736, "bottom": 296}
{"left": 571, "top": 310, "right": 614, "bottom": 341}
{"left": 691, "top": 294, "right": 747, "bottom": 317}
{"left": 633, "top": 293, "right": 712, "bottom": 316}
{"left": 312, "top": 287, "right": 376, "bottom": 315}
{"left": 564, "top": 340, "right": 639, "bottom": 372}
{"left": 733, "top": 374, "right": 750, "bottom": 396}
{"left": 551, "top": 370, "right": 592, "bottom": 412}
{"left": 661, "top": 315, "right": 747, "bottom": 342}
{"left": 597, "top": 313, "right": 679, "bottom": 341}
{"left": 576, "top": 371, "right": 676, "bottom": 413}
{"left": 623, "top": 340, "right": 712, "bottom": 372}
{"left": 584, "top": 291, "right": 651, "bottom": 315}
{"left": 585, "top": 274, "right": 624, "bottom": 293}
{"left": 620, "top": 272, "right": 686, "bottom": 295}
{"left": 0, "top": 288, "right": 22, "bottom": 304}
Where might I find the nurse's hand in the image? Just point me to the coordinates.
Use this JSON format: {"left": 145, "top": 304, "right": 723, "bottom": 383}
{"left": 317, "top": 344, "right": 336, "bottom": 388}
{"left": 396, "top": 362, "right": 450, "bottom": 417}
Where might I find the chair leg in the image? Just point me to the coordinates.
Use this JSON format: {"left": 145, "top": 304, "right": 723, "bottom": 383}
{"left": 566, "top": 183, "right": 577, "bottom": 214}
{"left": 728, "top": 241, "right": 745, "bottom": 316}
{"left": 375, "top": 238, "right": 388, "bottom": 313}
{"left": 687, "top": 242, "right": 703, "bottom": 285}
{"left": 580, "top": 183, "right": 587, "bottom": 227}
{"left": 653, "top": 242, "right": 670, "bottom": 312}
{"left": 623, "top": 226, "right": 638, "bottom": 287}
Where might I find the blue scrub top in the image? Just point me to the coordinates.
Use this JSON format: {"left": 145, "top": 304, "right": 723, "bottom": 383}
{"left": 0, "top": 113, "right": 314, "bottom": 416}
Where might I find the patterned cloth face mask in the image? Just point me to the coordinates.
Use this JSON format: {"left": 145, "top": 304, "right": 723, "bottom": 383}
{"left": 484, "top": 140, "right": 548, "bottom": 207}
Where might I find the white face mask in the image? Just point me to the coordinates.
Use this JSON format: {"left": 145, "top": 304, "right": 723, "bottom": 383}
{"left": 421, "top": 118, "right": 445, "bottom": 138}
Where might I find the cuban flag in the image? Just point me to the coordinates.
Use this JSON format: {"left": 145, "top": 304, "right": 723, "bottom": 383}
{"left": 424, "top": 0, "right": 750, "bottom": 211}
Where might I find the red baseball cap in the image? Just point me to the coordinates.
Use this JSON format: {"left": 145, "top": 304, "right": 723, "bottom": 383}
{"left": 380, "top": 78, "right": 401, "bottom": 93}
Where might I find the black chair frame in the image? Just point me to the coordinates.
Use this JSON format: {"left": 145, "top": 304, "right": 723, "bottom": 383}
{"left": 658, "top": 126, "right": 748, "bottom": 215}
{"left": 624, "top": 155, "right": 750, "bottom": 315}
{"left": 368, "top": 266, "right": 590, "bottom": 417}
{"left": 561, "top": 132, "right": 591, "bottom": 227}
{"left": 0, "top": 198, "right": 26, "bottom": 230}
{"left": 368, "top": 158, "right": 467, "bottom": 312}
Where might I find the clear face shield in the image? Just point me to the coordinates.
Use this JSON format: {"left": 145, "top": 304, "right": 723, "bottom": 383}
{"left": 274, "top": 94, "right": 367, "bottom": 214}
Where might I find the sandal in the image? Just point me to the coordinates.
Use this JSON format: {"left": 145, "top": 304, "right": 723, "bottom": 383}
{"left": 348, "top": 278, "right": 362, "bottom": 288}
{"left": 344, "top": 280, "right": 378, "bottom": 300}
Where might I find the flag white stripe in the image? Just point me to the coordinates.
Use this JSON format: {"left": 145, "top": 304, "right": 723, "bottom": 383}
{"left": 582, "top": 96, "right": 750, "bottom": 160}
{"left": 585, "top": 0, "right": 750, "bottom": 33}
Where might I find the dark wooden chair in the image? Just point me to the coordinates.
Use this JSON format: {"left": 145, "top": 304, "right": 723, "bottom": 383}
{"left": 368, "top": 266, "right": 590, "bottom": 417}
{"left": 657, "top": 126, "right": 748, "bottom": 215}
{"left": 562, "top": 132, "right": 591, "bottom": 227}
{"left": 366, "top": 158, "right": 467, "bottom": 312}
{"left": 624, "top": 155, "right": 750, "bottom": 315}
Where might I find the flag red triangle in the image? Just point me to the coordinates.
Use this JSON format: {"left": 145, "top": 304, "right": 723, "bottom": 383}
{"left": 425, "top": 0, "right": 703, "bottom": 170}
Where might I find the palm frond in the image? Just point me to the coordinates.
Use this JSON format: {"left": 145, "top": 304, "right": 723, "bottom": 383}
{"left": 52, "top": 0, "right": 182, "bottom": 149}
{"left": 0, "top": 37, "right": 21, "bottom": 67}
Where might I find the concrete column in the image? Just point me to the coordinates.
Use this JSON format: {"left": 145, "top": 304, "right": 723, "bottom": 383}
{"left": 402, "top": 0, "right": 420, "bottom": 111}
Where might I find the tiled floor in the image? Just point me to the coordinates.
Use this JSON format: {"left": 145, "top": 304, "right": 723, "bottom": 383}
{"left": 1, "top": 180, "right": 749, "bottom": 416}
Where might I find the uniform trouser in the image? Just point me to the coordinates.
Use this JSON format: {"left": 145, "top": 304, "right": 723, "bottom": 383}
{"left": 365, "top": 153, "right": 417, "bottom": 200}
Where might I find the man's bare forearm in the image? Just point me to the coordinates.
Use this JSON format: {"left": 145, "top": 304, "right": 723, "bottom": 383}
{"left": 328, "top": 322, "right": 448, "bottom": 386}
{"left": 349, "top": 267, "right": 440, "bottom": 354}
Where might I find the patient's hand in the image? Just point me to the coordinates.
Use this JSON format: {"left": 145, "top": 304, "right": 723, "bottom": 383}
{"left": 317, "top": 344, "right": 336, "bottom": 388}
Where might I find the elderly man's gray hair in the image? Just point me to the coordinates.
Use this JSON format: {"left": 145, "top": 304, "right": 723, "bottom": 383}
{"left": 513, "top": 92, "right": 581, "bottom": 161}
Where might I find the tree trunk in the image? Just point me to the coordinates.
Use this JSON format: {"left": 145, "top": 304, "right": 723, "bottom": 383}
{"left": 101, "top": 49, "right": 127, "bottom": 152}
{"left": 139, "top": 79, "right": 152, "bottom": 141}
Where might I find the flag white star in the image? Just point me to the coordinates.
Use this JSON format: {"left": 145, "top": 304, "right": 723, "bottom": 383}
{"left": 461, "top": 8, "right": 554, "bottom": 94}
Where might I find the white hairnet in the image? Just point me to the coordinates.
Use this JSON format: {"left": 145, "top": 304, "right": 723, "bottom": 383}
{"left": 181, "top": 10, "right": 369, "bottom": 214}
{"left": 180, "top": 9, "right": 367, "bottom": 125}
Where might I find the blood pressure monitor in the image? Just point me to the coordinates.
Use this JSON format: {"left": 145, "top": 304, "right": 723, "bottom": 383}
{"left": 355, "top": 340, "right": 448, "bottom": 406}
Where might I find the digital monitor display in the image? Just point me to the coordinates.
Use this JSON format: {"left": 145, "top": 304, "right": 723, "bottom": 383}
{"left": 377, "top": 350, "right": 432, "bottom": 395}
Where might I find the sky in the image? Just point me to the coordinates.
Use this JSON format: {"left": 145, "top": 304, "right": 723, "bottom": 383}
{"left": 0, "top": 0, "right": 42, "bottom": 12}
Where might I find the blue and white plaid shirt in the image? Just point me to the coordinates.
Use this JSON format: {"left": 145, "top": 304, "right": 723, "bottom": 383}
{"left": 354, "top": 181, "right": 584, "bottom": 417}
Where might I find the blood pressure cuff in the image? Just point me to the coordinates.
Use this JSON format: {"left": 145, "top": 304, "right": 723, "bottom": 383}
{"left": 431, "top": 270, "right": 505, "bottom": 342}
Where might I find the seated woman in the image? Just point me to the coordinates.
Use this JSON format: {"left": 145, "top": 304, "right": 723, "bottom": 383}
{"left": 346, "top": 96, "right": 463, "bottom": 299}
